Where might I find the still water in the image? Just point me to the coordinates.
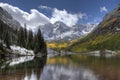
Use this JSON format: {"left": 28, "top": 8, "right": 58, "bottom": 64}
{"left": 0, "top": 54, "right": 120, "bottom": 80}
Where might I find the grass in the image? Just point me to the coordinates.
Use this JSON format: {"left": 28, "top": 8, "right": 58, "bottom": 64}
{"left": 69, "top": 32, "right": 120, "bottom": 52}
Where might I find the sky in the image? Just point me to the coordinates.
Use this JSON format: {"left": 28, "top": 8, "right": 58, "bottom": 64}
{"left": 0, "top": 0, "right": 119, "bottom": 29}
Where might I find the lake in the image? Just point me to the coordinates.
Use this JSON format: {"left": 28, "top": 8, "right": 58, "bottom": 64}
{"left": 0, "top": 54, "right": 120, "bottom": 80}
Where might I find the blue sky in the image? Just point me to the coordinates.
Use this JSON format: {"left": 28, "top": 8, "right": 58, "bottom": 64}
{"left": 0, "top": 0, "right": 119, "bottom": 28}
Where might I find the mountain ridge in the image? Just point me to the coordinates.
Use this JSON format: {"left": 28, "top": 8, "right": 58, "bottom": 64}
{"left": 0, "top": 6, "right": 96, "bottom": 41}
{"left": 0, "top": 7, "right": 21, "bottom": 29}
{"left": 68, "top": 4, "right": 120, "bottom": 52}
{"left": 40, "top": 21, "right": 96, "bottom": 41}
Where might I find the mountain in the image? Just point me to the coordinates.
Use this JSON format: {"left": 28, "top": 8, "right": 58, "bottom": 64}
{"left": 0, "top": 7, "right": 47, "bottom": 57}
{"left": 68, "top": 4, "right": 120, "bottom": 52}
{"left": 0, "top": 7, "right": 21, "bottom": 29}
{"left": 0, "top": 5, "right": 96, "bottom": 41}
{"left": 40, "top": 21, "right": 96, "bottom": 41}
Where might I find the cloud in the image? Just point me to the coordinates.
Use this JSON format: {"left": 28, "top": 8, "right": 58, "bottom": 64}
{"left": 100, "top": 6, "right": 108, "bottom": 13}
{"left": 39, "top": 5, "right": 87, "bottom": 26}
{"left": 39, "top": 5, "right": 52, "bottom": 10}
{"left": 50, "top": 8, "right": 87, "bottom": 26}
{"left": 0, "top": 3, "right": 87, "bottom": 30}
{"left": 0, "top": 3, "right": 50, "bottom": 30}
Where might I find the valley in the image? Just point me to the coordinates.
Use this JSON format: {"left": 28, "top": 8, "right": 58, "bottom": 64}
{"left": 0, "top": 1, "right": 120, "bottom": 80}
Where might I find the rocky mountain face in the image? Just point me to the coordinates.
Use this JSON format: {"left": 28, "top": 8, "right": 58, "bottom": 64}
{"left": 0, "top": 7, "right": 21, "bottom": 29}
{"left": 92, "top": 4, "right": 120, "bottom": 36}
{"left": 40, "top": 21, "right": 96, "bottom": 41}
{"left": 68, "top": 4, "right": 120, "bottom": 52}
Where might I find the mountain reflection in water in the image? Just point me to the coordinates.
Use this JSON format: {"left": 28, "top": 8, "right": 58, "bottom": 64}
{"left": 0, "top": 54, "right": 120, "bottom": 80}
{"left": 40, "top": 65, "right": 98, "bottom": 80}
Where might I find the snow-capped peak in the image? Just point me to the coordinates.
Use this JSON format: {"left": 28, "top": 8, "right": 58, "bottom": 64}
{"left": 39, "top": 21, "right": 97, "bottom": 41}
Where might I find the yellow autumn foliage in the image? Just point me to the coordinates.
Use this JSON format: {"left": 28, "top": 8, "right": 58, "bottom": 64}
{"left": 58, "top": 43, "right": 67, "bottom": 49}
{"left": 47, "top": 42, "right": 68, "bottom": 49}
{"left": 47, "top": 57, "right": 68, "bottom": 64}
{"left": 47, "top": 39, "right": 78, "bottom": 49}
{"left": 47, "top": 43, "right": 56, "bottom": 48}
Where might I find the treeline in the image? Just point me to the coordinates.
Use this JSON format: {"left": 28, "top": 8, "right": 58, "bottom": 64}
{"left": 0, "top": 20, "right": 46, "bottom": 54}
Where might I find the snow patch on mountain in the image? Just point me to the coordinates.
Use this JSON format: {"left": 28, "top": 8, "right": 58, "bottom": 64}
{"left": 39, "top": 21, "right": 97, "bottom": 41}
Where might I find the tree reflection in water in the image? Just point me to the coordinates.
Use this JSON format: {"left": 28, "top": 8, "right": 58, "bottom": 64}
{"left": 0, "top": 54, "right": 120, "bottom": 80}
{"left": 0, "top": 56, "right": 47, "bottom": 80}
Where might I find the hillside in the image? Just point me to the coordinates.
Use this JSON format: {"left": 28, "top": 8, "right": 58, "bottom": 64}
{"left": 68, "top": 4, "right": 120, "bottom": 52}
{"left": 0, "top": 7, "right": 47, "bottom": 57}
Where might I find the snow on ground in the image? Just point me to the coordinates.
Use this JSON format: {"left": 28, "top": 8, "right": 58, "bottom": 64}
{"left": 10, "top": 45, "right": 35, "bottom": 56}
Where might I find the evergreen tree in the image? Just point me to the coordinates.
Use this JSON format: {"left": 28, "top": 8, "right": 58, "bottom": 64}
{"left": 23, "top": 24, "right": 28, "bottom": 47}
{"left": 4, "top": 31, "right": 11, "bottom": 49}
{"left": 27, "top": 29, "right": 33, "bottom": 49}
{"left": 0, "top": 20, "right": 47, "bottom": 55}
{"left": 17, "top": 27, "right": 25, "bottom": 47}
{"left": 34, "top": 28, "right": 46, "bottom": 53}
